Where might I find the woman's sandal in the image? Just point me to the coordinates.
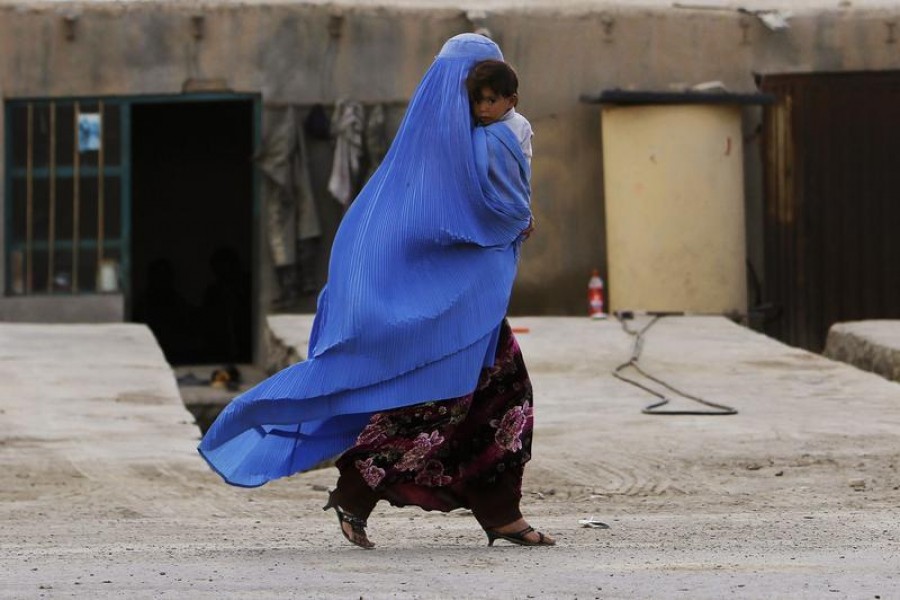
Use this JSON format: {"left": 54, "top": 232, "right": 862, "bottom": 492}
{"left": 485, "top": 526, "right": 556, "bottom": 547}
{"left": 323, "top": 491, "right": 375, "bottom": 549}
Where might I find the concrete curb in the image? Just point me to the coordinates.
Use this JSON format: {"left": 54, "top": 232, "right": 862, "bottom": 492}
{"left": 265, "top": 314, "right": 316, "bottom": 374}
{"left": 823, "top": 320, "right": 900, "bottom": 384}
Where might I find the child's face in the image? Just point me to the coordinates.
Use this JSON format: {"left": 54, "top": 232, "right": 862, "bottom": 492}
{"left": 472, "top": 87, "right": 516, "bottom": 126}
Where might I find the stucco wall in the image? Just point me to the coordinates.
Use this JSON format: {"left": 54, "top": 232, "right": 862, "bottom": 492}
{"left": 0, "top": 293, "right": 124, "bottom": 322}
{"left": 0, "top": 83, "right": 4, "bottom": 300}
{"left": 2, "top": 1, "right": 900, "bottom": 330}
{"left": 0, "top": 4, "right": 462, "bottom": 101}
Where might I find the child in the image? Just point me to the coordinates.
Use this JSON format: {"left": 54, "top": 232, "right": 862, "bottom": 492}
{"left": 466, "top": 59, "right": 535, "bottom": 239}
{"left": 466, "top": 59, "right": 533, "bottom": 165}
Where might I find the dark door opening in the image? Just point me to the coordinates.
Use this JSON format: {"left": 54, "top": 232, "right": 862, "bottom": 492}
{"left": 131, "top": 100, "right": 254, "bottom": 365}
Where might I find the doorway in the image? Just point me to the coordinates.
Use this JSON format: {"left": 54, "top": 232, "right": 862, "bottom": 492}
{"left": 131, "top": 100, "right": 255, "bottom": 365}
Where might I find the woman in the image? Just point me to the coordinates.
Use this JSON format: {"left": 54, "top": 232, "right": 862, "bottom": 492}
{"left": 199, "top": 33, "right": 554, "bottom": 549}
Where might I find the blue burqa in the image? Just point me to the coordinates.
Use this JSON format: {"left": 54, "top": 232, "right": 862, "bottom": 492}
{"left": 199, "top": 34, "right": 532, "bottom": 487}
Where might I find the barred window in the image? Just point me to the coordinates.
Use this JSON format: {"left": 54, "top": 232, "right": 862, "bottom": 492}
{"left": 6, "top": 100, "right": 125, "bottom": 295}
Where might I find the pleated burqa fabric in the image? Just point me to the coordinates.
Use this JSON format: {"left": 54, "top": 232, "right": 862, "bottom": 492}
{"left": 199, "top": 34, "right": 532, "bottom": 487}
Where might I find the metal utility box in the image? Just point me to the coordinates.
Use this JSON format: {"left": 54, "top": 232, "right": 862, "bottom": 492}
{"left": 593, "top": 91, "right": 767, "bottom": 315}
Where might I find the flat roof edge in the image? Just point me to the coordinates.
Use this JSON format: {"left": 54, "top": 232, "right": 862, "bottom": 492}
{"left": 581, "top": 90, "right": 775, "bottom": 106}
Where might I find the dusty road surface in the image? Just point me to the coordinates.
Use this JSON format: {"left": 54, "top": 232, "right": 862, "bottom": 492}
{"left": 2, "top": 317, "right": 899, "bottom": 599}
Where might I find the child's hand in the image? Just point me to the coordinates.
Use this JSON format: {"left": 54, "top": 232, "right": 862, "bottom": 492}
{"left": 521, "top": 217, "right": 535, "bottom": 240}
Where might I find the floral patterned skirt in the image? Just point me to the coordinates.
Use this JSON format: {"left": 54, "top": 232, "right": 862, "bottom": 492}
{"left": 335, "top": 320, "right": 533, "bottom": 519}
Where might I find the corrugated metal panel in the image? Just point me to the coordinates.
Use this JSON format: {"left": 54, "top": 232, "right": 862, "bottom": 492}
{"left": 761, "top": 72, "right": 900, "bottom": 351}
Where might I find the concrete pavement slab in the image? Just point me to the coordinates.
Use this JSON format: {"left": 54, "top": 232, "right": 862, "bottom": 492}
{"left": 2, "top": 317, "right": 899, "bottom": 599}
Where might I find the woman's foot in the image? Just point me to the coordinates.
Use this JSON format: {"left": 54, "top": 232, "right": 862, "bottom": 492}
{"left": 323, "top": 491, "right": 375, "bottom": 549}
{"left": 485, "top": 518, "right": 556, "bottom": 547}
{"left": 337, "top": 512, "right": 375, "bottom": 549}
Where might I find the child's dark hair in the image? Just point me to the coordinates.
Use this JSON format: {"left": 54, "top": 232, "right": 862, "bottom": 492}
{"left": 466, "top": 60, "right": 519, "bottom": 100}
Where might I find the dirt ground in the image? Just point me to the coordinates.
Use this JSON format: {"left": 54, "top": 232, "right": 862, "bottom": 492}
{"left": 1, "top": 317, "right": 899, "bottom": 599}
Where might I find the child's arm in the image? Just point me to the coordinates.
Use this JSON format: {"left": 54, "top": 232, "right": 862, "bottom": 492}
{"left": 521, "top": 217, "right": 535, "bottom": 240}
{"left": 472, "top": 125, "right": 532, "bottom": 246}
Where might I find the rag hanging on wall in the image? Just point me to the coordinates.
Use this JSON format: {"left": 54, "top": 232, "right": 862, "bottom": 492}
{"left": 257, "top": 106, "right": 322, "bottom": 305}
{"left": 328, "top": 100, "right": 365, "bottom": 208}
{"left": 327, "top": 100, "right": 389, "bottom": 208}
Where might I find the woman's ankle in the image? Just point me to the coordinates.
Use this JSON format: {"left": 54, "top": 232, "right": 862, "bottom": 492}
{"left": 490, "top": 518, "right": 529, "bottom": 534}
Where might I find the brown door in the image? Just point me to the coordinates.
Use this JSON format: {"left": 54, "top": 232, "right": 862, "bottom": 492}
{"left": 761, "top": 72, "right": 900, "bottom": 351}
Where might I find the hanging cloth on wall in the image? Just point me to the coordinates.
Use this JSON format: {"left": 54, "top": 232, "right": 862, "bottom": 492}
{"left": 257, "top": 106, "right": 322, "bottom": 267}
{"left": 294, "top": 121, "right": 322, "bottom": 243}
{"left": 304, "top": 103, "right": 331, "bottom": 140}
{"left": 327, "top": 100, "right": 365, "bottom": 206}
{"left": 364, "top": 103, "right": 388, "bottom": 182}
